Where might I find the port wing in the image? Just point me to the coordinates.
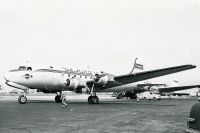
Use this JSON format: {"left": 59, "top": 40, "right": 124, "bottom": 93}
{"left": 114, "top": 65, "right": 196, "bottom": 84}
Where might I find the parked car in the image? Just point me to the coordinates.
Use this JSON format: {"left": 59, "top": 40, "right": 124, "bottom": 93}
{"left": 137, "top": 91, "right": 161, "bottom": 100}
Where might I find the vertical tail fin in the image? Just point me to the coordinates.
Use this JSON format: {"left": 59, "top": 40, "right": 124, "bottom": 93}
{"left": 129, "top": 58, "right": 144, "bottom": 74}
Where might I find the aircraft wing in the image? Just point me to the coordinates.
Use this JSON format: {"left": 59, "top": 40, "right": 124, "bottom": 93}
{"left": 114, "top": 65, "right": 196, "bottom": 84}
{"left": 158, "top": 85, "right": 200, "bottom": 93}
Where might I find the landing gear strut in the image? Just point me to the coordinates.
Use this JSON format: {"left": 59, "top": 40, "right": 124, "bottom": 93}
{"left": 55, "top": 92, "right": 62, "bottom": 103}
{"left": 88, "top": 82, "right": 99, "bottom": 104}
{"left": 18, "top": 92, "right": 27, "bottom": 104}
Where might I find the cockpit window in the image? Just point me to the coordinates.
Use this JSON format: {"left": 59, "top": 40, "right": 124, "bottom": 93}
{"left": 9, "top": 66, "right": 32, "bottom": 72}
{"left": 27, "top": 67, "right": 32, "bottom": 71}
{"left": 18, "top": 66, "right": 32, "bottom": 71}
{"left": 18, "top": 66, "right": 27, "bottom": 70}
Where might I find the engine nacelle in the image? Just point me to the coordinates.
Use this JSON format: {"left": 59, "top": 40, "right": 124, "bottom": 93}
{"left": 94, "top": 75, "right": 109, "bottom": 87}
{"left": 65, "top": 78, "right": 79, "bottom": 91}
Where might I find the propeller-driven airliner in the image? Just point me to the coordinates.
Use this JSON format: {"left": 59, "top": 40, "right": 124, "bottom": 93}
{"left": 4, "top": 63, "right": 196, "bottom": 104}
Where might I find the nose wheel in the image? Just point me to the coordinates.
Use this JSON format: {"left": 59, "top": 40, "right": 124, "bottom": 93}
{"left": 88, "top": 96, "right": 99, "bottom": 104}
{"left": 18, "top": 95, "right": 27, "bottom": 104}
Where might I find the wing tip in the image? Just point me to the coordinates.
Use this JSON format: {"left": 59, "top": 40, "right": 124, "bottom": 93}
{"left": 186, "top": 64, "right": 196, "bottom": 69}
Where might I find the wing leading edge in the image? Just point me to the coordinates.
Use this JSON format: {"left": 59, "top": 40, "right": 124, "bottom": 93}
{"left": 114, "top": 65, "right": 196, "bottom": 84}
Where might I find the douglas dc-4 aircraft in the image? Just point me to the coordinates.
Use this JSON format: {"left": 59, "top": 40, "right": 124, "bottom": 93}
{"left": 4, "top": 63, "right": 196, "bottom": 104}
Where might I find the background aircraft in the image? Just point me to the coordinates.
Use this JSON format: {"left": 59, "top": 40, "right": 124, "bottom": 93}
{"left": 115, "top": 83, "right": 200, "bottom": 99}
{"left": 4, "top": 64, "right": 196, "bottom": 104}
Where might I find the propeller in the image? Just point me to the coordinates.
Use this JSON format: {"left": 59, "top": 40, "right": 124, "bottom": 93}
{"left": 93, "top": 71, "right": 107, "bottom": 83}
{"left": 66, "top": 79, "right": 70, "bottom": 86}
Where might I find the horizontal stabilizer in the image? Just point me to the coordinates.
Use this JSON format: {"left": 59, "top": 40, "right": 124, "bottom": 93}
{"left": 158, "top": 85, "right": 200, "bottom": 93}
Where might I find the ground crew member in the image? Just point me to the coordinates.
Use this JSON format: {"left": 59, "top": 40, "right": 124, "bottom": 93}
{"left": 60, "top": 92, "right": 68, "bottom": 108}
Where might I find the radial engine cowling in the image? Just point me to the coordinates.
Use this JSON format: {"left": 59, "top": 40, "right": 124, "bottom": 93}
{"left": 94, "top": 75, "right": 109, "bottom": 87}
{"left": 65, "top": 78, "right": 79, "bottom": 91}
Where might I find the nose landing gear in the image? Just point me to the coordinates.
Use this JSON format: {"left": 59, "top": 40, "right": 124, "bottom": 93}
{"left": 18, "top": 91, "right": 27, "bottom": 104}
{"left": 18, "top": 95, "right": 27, "bottom": 104}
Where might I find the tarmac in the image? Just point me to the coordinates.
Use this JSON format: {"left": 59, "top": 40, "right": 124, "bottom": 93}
{"left": 0, "top": 95, "right": 198, "bottom": 133}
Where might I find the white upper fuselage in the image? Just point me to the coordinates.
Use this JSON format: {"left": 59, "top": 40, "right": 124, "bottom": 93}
{"left": 4, "top": 65, "right": 138, "bottom": 93}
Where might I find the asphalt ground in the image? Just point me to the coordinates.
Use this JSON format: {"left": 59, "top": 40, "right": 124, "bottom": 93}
{"left": 0, "top": 95, "right": 198, "bottom": 133}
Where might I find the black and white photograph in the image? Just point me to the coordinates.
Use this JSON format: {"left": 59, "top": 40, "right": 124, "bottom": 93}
{"left": 0, "top": 0, "right": 200, "bottom": 133}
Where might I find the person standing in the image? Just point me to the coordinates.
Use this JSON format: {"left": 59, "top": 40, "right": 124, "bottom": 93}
{"left": 61, "top": 92, "right": 68, "bottom": 108}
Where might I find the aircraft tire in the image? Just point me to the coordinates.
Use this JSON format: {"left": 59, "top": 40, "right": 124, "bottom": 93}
{"left": 93, "top": 96, "right": 99, "bottom": 104}
{"left": 88, "top": 96, "right": 93, "bottom": 104}
{"left": 88, "top": 96, "right": 99, "bottom": 104}
{"left": 55, "top": 95, "right": 62, "bottom": 103}
{"left": 18, "top": 95, "right": 27, "bottom": 104}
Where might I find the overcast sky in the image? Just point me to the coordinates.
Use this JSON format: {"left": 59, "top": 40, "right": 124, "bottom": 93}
{"left": 0, "top": 0, "right": 200, "bottom": 87}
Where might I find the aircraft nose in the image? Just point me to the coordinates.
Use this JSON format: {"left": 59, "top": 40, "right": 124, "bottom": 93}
{"left": 4, "top": 72, "right": 11, "bottom": 82}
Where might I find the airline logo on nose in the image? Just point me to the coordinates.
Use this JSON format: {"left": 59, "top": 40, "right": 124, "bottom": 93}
{"left": 24, "top": 74, "right": 32, "bottom": 79}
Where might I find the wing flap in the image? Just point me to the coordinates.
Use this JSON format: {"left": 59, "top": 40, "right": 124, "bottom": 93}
{"left": 114, "top": 65, "right": 196, "bottom": 84}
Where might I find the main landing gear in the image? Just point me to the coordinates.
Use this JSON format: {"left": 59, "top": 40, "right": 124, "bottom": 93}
{"left": 88, "top": 95, "right": 99, "bottom": 104}
{"left": 18, "top": 92, "right": 27, "bottom": 104}
{"left": 88, "top": 82, "right": 99, "bottom": 104}
{"left": 55, "top": 92, "right": 62, "bottom": 103}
